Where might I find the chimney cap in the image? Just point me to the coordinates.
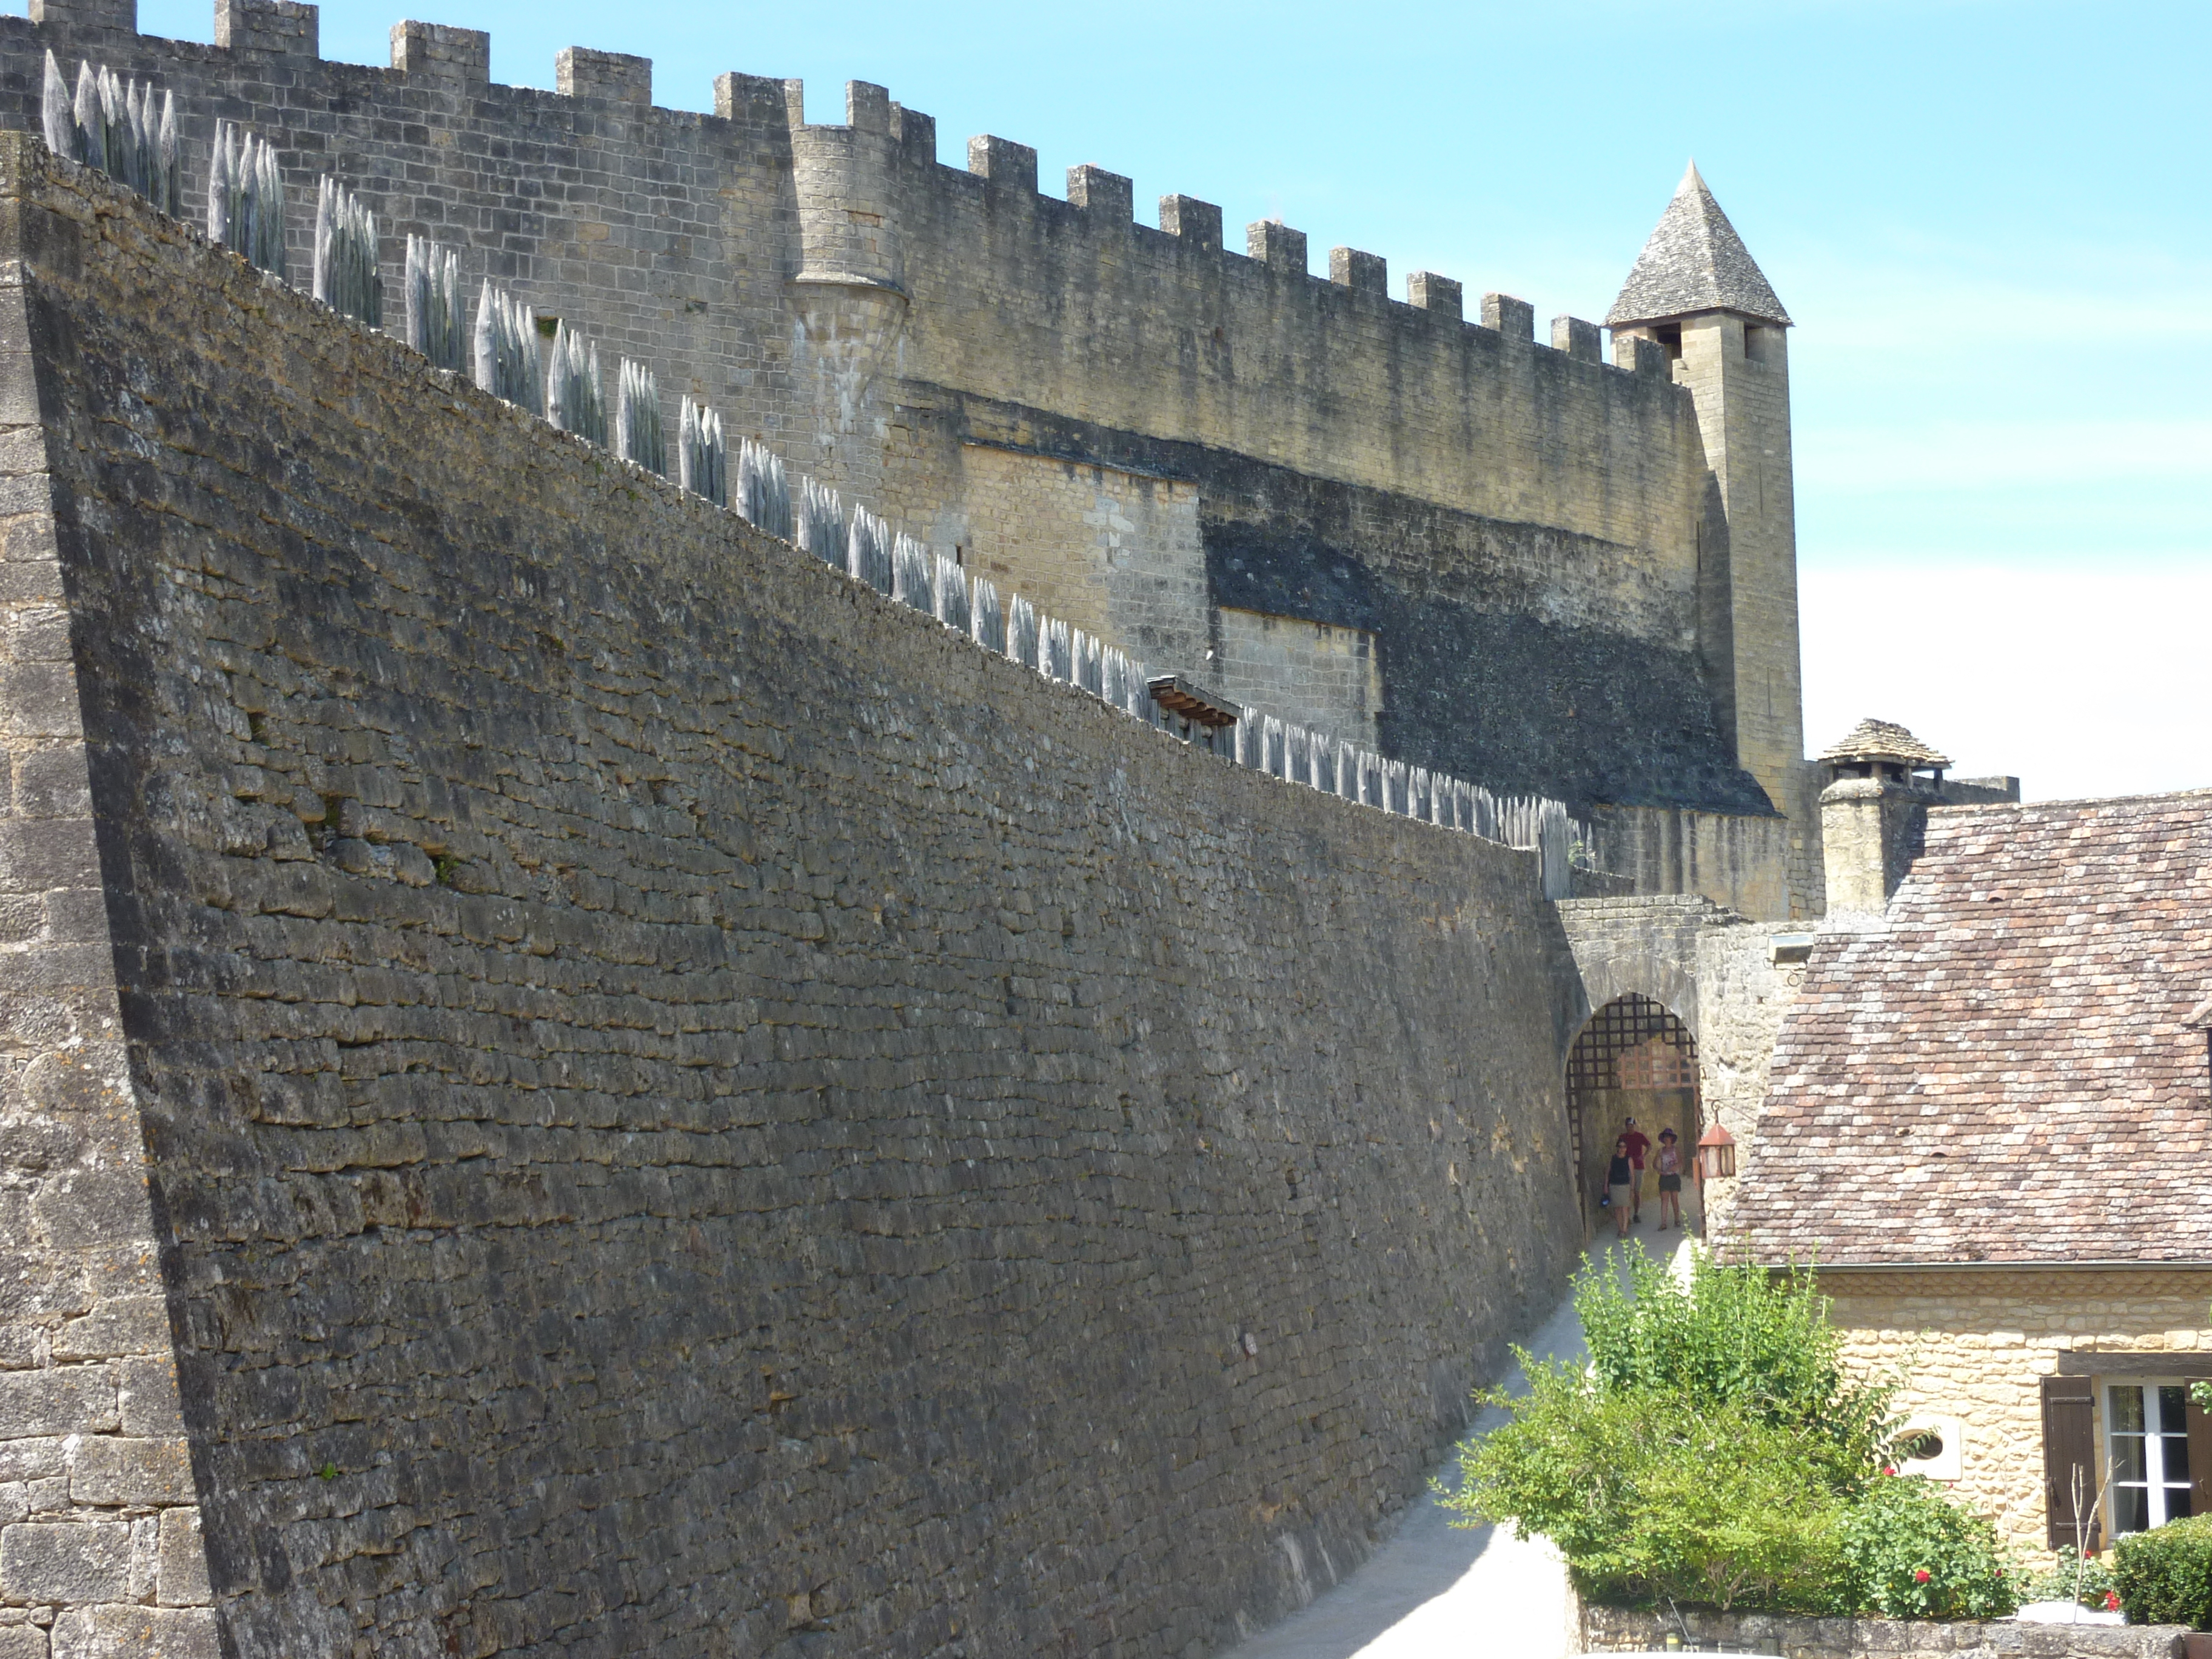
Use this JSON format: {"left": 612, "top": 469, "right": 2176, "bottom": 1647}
{"left": 1820, "top": 717, "right": 1951, "bottom": 773}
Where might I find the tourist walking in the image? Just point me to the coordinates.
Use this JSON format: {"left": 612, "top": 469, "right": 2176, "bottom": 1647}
{"left": 1606, "top": 1137, "right": 1634, "bottom": 1239}
{"left": 1619, "top": 1116, "right": 1652, "bottom": 1222}
{"left": 1654, "top": 1127, "right": 1684, "bottom": 1231}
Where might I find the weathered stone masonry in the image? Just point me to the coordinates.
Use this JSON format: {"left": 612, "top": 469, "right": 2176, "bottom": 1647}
{"left": 0, "top": 141, "right": 1586, "bottom": 1657}
{"left": 0, "top": 0, "right": 1803, "bottom": 922}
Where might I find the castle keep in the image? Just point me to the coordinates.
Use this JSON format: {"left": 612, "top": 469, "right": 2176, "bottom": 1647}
{"left": 0, "top": 1, "right": 1870, "bottom": 1654}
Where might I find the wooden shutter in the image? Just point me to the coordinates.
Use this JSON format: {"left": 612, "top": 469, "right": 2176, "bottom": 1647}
{"left": 2043, "top": 1375, "right": 2100, "bottom": 1552}
{"left": 2187, "top": 1378, "right": 2212, "bottom": 1521}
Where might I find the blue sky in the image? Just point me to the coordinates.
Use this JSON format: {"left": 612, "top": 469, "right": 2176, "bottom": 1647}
{"left": 124, "top": 0, "right": 2212, "bottom": 799}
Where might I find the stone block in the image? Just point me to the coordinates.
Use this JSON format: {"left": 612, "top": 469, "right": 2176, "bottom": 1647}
{"left": 52, "top": 1299, "right": 169, "bottom": 1363}
{"left": 50, "top": 1605, "right": 218, "bottom": 1659}
{"left": 215, "top": 0, "right": 317, "bottom": 58}
{"left": 1245, "top": 220, "right": 1307, "bottom": 271}
{"left": 966, "top": 135, "right": 1037, "bottom": 193}
{"left": 112, "top": 1358, "right": 184, "bottom": 1440}
{"left": 555, "top": 47, "right": 651, "bottom": 106}
{"left": 0, "top": 1522, "right": 131, "bottom": 1603}
{"left": 155, "top": 1509, "right": 209, "bottom": 1607}
{"left": 70, "top": 1438, "right": 195, "bottom": 1507}
{"left": 1614, "top": 332, "right": 1669, "bottom": 376}
{"left": 13, "top": 748, "right": 89, "bottom": 819}
{"left": 1551, "top": 315, "right": 1603, "bottom": 362}
{"left": 1481, "top": 292, "right": 1534, "bottom": 338}
{"left": 30, "top": 1170, "right": 149, "bottom": 1252}
{"left": 842, "top": 80, "right": 890, "bottom": 134}
{"left": 1329, "top": 246, "right": 1386, "bottom": 295}
{"left": 1067, "top": 166, "right": 1132, "bottom": 223}
{"left": 389, "top": 21, "right": 489, "bottom": 87}
{"left": 1158, "top": 195, "right": 1222, "bottom": 250}
{"left": 1407, "top": 271, "right": 1462, "bottom": 319}
{"left": 0, "top": 1369, "right": 116, "bottom": 1439}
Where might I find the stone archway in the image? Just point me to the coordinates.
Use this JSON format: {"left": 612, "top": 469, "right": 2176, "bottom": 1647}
{"left": 1564, "top": 993, "right": 1703, "bottom": 1237}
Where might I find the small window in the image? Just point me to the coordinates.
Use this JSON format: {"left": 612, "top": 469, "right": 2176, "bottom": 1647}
{"left": 2108, "top": 1382, "right": 2193, "bottom": 1533}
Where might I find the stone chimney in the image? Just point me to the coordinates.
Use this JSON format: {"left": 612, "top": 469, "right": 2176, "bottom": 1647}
{"left": 1817, "top": 719, "right": 1951, "bottom": 920}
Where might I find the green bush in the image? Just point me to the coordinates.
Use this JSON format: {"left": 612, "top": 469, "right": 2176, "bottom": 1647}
{"left": 1575, "top": 1247, "right": 1895, "bottom": 1488}
{"left": 1444, "top": 1364, "right": 1844, "bottom": 1610}
{"left": 2114, "top": 1515, "right": 2212, "bottom": 1627}
{"left": 1835, "top": 1472, "right": 2018, "bottom": 1619}
{"left": 1443, "top": 1249, "right": 2019, "bottom": 1619}
{"left": 2020, "top": 1548, "right": 2120, "bottom": 1612}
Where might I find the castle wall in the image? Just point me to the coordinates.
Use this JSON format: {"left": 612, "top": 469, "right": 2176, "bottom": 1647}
{"left": 1587, "top": 802, "right": 1791, "bottom": 920}
{"left": 0, "top": 4, "right": 1786, "bottom": 841}
{"left": 943, "top": 444, "right": 1210, "bottom": 682}
{"left": 1, "top": 141, "right": 1587, "bottom": 1657}
{"left": 1209, "top": 610, "right": 1382, "bottom": 751}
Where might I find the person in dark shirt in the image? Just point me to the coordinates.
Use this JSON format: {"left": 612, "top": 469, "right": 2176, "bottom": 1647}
{"left": 1619, "top": 1118, "right": 1653, "bottom": 1224}
{"left": 1606, "top": 1137, "right": 1634, "bottom": 1240}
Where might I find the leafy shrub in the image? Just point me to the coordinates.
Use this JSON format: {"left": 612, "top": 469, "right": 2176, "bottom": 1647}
{"left": 1444, "top": 1249, "right": 2017, "bottom": 1620}
{"left": 2020, "top": 1548, "right": 2120, "bottom": 1611}
{"left": 1834, "top": 1472, "right": 2018, "bottom": 1619}
{"left": 2114, "top": 1515, "right": 2212, "bottom": 1627}
{"left": 1575, "top": 1247, "right": 1895, "bottom": 1489}
{"left": 1446, "top": 1364, "right": 1843, "bottom": 1610}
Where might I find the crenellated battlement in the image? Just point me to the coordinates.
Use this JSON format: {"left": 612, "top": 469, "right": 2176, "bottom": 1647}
{"left": 0, "top": 0, "right": 1797, "bottom": 913}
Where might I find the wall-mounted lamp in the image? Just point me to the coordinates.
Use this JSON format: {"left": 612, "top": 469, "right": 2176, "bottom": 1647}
{"left": 1695, "top": 1122, "right": 1736, "bottom": 1182}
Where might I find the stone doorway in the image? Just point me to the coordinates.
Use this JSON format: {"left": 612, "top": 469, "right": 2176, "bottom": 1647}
{"left": 1566, "top": 993, "right": 1703, "bottom": 1236}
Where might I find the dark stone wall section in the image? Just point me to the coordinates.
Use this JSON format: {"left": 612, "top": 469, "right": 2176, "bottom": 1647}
{"left": 4, "top": 144, "right": 1585, "bottom": 1658}
{"left": 925, "top": 386, "right": 1774, "bottom": 818}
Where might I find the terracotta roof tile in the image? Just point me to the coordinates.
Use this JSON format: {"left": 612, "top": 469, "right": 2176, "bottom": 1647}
{"left": 1721, "top": 791, "right": 2212, "bottom": 1265}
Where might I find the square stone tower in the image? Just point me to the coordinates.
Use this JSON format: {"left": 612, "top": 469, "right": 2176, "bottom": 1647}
{"left": 1607, "top": 165, "right": 1817, "bottom": 910}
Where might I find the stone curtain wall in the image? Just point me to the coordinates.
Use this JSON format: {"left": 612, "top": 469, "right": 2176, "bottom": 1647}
{"left": 945, "top": 446, "right": 1210, "bottom": 685}
{"left": 0, "top": 4, "right": 1784, "bottom": 839}
{"left": 1818, "top": 1269, "right": 2212, "bottom": 1556}
{"left": 1210, "top": 610, "right": 1383, "bottom": 753}
{"left": 1, "top": 142, "right": 1585, "bottom": 1657}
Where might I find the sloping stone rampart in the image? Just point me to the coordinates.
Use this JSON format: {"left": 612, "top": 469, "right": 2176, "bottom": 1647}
{"left": 0, "top": 139, "right": 1585, "bottom": 1657}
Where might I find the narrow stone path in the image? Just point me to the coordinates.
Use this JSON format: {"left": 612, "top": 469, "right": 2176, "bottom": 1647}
{"left": 1224, "top": 1233, "right": 1674, "bottom": 1659}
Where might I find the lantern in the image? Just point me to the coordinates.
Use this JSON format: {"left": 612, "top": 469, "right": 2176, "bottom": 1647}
{"left": 1695, "top": 1122, "right": 1737, "bottom": 1181}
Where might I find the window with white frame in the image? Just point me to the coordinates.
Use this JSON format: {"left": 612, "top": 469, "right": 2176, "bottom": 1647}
{"left": 2108, "top": 1382, "right": 2194, "bottom": 1533}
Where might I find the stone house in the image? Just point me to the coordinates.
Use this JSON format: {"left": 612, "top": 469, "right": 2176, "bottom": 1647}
{"left": 1718, "top": 787, "right": 2212, "bottom": 1556}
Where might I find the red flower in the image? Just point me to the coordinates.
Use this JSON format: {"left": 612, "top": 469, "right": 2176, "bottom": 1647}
{"left": 1881, "top": 1466, "right": 1896, "bottom": 1476}
{"left": 1913, "top": 1569, "right": 1931, "bottom": 1584}
{"left": 2105, "top": 1590, "right": 2122, "bottom": 1611}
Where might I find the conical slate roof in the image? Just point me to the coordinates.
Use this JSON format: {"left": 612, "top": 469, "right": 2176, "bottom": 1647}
{"left": 1606, "top": 163, "right": 1791, "bottom": 329}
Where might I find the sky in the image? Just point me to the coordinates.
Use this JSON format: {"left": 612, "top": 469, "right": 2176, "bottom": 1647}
{"left": 109, "top": 0, "right": 2212, "bottom": 800}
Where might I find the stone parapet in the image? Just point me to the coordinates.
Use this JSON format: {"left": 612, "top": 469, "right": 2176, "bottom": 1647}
{"left": 1584, "top": 1604, "right": 2187, "bottom": 1657}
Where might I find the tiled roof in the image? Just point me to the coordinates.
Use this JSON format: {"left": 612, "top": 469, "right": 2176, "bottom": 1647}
{"left": 1722, "top": 791, "right": 2212, "bottom": 1265}
{"left": 1606, "top": 163, "right": 1792, "bottom": 329}
{"left": 1818, "top": 717, "right": 1951, "bottom": 770}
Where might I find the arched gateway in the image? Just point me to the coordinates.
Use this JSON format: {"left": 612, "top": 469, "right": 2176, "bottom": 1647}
{"left": 1564, "top": 993, "right": 1704, "bottom": 1233}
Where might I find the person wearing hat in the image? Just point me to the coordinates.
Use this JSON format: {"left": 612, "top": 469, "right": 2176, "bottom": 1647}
{"left": 1653, "top": 1127, "right": 1684, "bottom": 1231}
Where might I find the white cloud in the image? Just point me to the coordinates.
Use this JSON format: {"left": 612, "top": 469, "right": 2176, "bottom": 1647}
{"left": 1797, "top": 420, "right": 2212, "bottom": 491}
{"left": 1800, "top": 563, "right": 2212, "bottom": 803}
